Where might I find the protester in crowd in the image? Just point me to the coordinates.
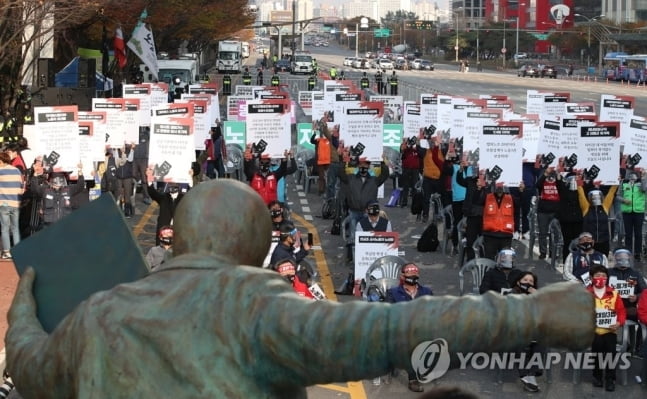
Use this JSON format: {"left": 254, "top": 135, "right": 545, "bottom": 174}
{"left": 133, "top": 127, "right": 152, "bottom": 205}
{"left": 317, "top": 120, "right": 341, "bottom": 201}
{"left": 386, "top": 263, "right": 433, "bottom": 392}
{"left": 556, "top": 174, "right": 583, "bottom": 261}
{"left": 4, "top": 179, "right": 599, "bottom": 398}
{"left": 337, "top": 156, "right": 389, "bottom": 263}
{"left": 356, "top": 200, "right": 392, "bottom": 233}
{"left": 515, "top": 161, "right": 539, "bottom": 240}
{"left": 617, "top": 170, "right": 647, "bottom": 261}
{"left": 563, "top": 232, "right": 608, "bottom": 284}
{"left": 637, "top": 290, "right": 647, "bottom": 387}
{"left": 114, "top": 145, "right": 135, "bottom": 218}
{"left": 418, "top": 133, "right": 445, "bottom": 223}
{"left": 310, "top": 121, "right": 332, "bottom": 196}
{"left": 5, "top": 143, "right": 26, "bottom": 174}
{"left": 444, "top": 150, "right": 468, "bottom": 253}
{"left": 244, "top": 148, "right": 296, "bottom": 205}
{"left": 587, "top": 264, "right": 626, "bottom": 392}
{"left": 99, "top": 149, "right": 118, "bottom": 200}
{"left": 479, "top": 248, "right": 523, "bottom": 294}
{"left": 456, "top": 165, "right": 486, "bottom": 261}
{"left": 268, "top": 200, "right": 290, "bottom": 231}
{"left": 204, "top": 121, "right": 226, "bottom": 179}
{"left": 29, "top": 166, "right": 84, "bottom": 227}
{"left": 608, "top": 248, "right": 645, "bottom": 322}
{"left": 20, "top": 156, "right": 46, "bottom": 237}
{"left": 269, "top": 221, "right": 310, "bottom": 267}
{"left": 578, "top": 186, "right": 617, "bottom": 257}
{"left": 146, "top": 225, "right": 174, "bottom": 271}
{"left": 399, "top": 135, "right": 421, "bottom": 208}
{"left": 0, "top": 151, "right": 23, "bottom": 259}
{"left": 481, "top": 184, "right": 521, "bottom": 260}
{"left": 535, "top": 168, "right": 561, "bottom": 260}
{"left": 146, "top": 168, "right": 186, "bottom": 245}
{"left": 503, "top": 271, "right": 544, "bottom": 392}
{"left": 274, "top": 258, "right": 314, "bottom": 299}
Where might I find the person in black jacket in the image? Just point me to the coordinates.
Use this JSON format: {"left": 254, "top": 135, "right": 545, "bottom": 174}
{"left": 456, "top": 165, "right": 487, "bottom": 261}
{"left": 269, "top": 221, "right": 310, "bottom": 267}
{"left": 557, "top": 174, "right": 583, "bottom": 260}
{"left": 146, "top": 168, "right": 186, "bottom": 245}
{"left": 115, "top": 145, "right": 135, "bottom": 218}
{"left": 30, "top": 168, "right": 85, "bottom": 227}
{"left": 479, "top": 248, "right": 523, "bottom": 294}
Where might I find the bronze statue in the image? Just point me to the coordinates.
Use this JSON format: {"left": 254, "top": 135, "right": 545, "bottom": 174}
{"left": 6, "top": 180, "right": 595, "bottom": 398}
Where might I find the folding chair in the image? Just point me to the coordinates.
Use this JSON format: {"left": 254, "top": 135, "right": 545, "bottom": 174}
{"left": 363, "top": 255, "right": 407, "bottom": 300}
{"left": 458, "top": 258, "right": 495, "bottom": 295}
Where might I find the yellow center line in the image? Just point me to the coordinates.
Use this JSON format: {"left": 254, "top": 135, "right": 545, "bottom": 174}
{"left": 133, "top": 203, "right": 157, "bottom": 237}
{"left": 291, "top": 212, "right": 367, "bottom": 399}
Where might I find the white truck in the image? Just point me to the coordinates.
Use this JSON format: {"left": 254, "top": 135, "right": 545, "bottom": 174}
{"left": 140, "top": 58, "right": 200, "bottom": 88}
{"left": 290, "top": 51, "right": 314, "bottom": 75}
{"left": 241, "top": 42, "right": 250, "bottom": 58}
{"left": 217, "top": 41, "right": 243, "bottom": 74}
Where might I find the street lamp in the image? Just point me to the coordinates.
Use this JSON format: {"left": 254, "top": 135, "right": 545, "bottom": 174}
{"left": 575, "top": 14, "right": 605, "bottom": 72}
{"left": 355, "top": 17, "right": 369, "bottom": 59}
{"left": 453, "top": 8, "right": 463, "bottom": 63}
{"left": 514, "top": 3, "right": 525, "bottom": 67}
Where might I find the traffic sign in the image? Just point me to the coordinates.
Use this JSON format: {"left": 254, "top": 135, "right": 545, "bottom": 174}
{"left": 501, "top": 48, "right": 507, "bottom": 54}
{"left": 404, "top": 20, "right": 435, "bottom": 30}
{"left": 374, "top": 28, "right": 390, "bottom": 38}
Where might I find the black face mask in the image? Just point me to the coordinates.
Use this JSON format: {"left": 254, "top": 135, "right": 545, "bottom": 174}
{"left": 578, "top": 242, "right": 593, "bottom": 251}
{"left": 270, "top": 210, "right": 283, "bottom": 218}
{"left": 286, "top": 274, "right": 296, "bottom": 283}
{"left": 367, "top": 205, "right": 380, "bottom": 216}
{"left": 169, "top": 186, "right": 179, "bottom": 194}
{"left": 404, "top": 276, "right": 419, "bottom": 286}
{"left": 160, "top": 237, "right": 173, "bottom": 246}
{"left": 260, "top": 164, "right": 270, "bottom": 173}
{"left": 518, "top": 283, "right": 530, "bottom": 292}
{"left": 359, "top": 167, "right": 369, "bottom": 175}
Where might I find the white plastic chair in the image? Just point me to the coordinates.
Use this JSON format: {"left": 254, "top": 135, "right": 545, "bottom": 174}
{"left": 458, "top": 258, "right": 495, "bottom": 296}
{"left": 362, "top": 255, "right": 407, "bottom": 300}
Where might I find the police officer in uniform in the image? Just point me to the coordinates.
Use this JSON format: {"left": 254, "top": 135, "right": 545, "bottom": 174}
{"left": 389, "top": 71, "right": 398, "bottom": 95}
{"left": 360, "top": 72, "right": 370, "bottom": 90}
{"left": 271, "top": 73, "right": 280, "bottom": 87}
{"left": 307, "top": 75, "right": 316, "bottom": 90}
{"left": 242, "top": 68, "right": 252, "bottom": 86}
{"left": 222, "top": 75, "right": 232, "bottom": 95}
{"left": 329, "top": 66, "right": 337, "bottom": 80}
{"left": 375, "top": 69, "right": 384, "bottom": 94}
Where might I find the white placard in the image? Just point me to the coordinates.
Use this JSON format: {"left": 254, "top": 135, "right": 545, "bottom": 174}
{"left": 92, "top": 98, "right": 126, "bottom": 147}
{"left": 123, "top": 98, "right": 141, "bottom": 143}
{"left": 370, "top": 95, "right": 404, "bottom": 123}
{"left": 403, "top": 102, "right": 421, "bottom": 140}
{"left": 148, "top": 82, "right": 169, "bottom": 108}
{"left": 559, "top": 116, "right": 597, "bottom": 166}
{"left": 609, "top": 276, "right": 635, "bottom": 298}
{"left": 509, "top": 114, "right": 540, "bottom": 163}
{"left": 624, "top": 116, "right": 647, "bottom": 170}
{"left": 33, "top": 105, "right": 80, "bottom": 176}
{"left": 245, "top": 99, "right": 291, "bottom": 158}
{"left": 479, "top": 122, "right": 523, "bottom": 187}
{"left": 354, "top": 231, "right": 400, "bottom": 283}
{"left": 461, "top": 109, "right": 502, "bottom": 163}
{"left": 541, "top": 92, "right": 570, "bottom": 119}
{"left": 595, "top": 308, "right": 617, "bottom": 328}
{"left": 176, "top": 99, "right": 210, "bottom": 150}
{"left": 337, "top": 100, "right": 384, "bottom": 161}
{"left": 578, "top": 122, "right": 621, "bottom": 186}
{"left": 78, "top": 111, "right": 108, "bottom": 178}
{"left": 420, "top": 93, "right": 437, "bottom": 127}
{"left": 123, "top": 84, "right": 152, "bottom": 127}
{"left": 537, "top": 119, "right": 561, "bottom": 168}
{"left": 149, "top": 103, "right": 195, "bottom": 184}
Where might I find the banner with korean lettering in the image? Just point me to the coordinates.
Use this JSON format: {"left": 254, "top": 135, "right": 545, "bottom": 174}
{"left": 578, "top": 122, "right": 620, "bottom": 186}
{"left": 436, "top": 95, "right": 453, "bottom": 132}
{"left": 298, "top": 90, "right": 313, "bottom": 116}
{"left": 403, "top": 102, "right": 421, "bottom": 139}
{"left": 175, "top": 99, "right": 210, "bottom": 150}
{"left": 149, "top": 82, "right": 169, "bottom": 108}
{"left": 354, "top": 231, "right": 400, "bottom": 286}
{"left": 419, "top": 93, "right": 437, "bottom": 127}
{"left": 78, "top": 111, "right": 108, "bottom": 177}
{"left": 624, "top": 116, "right": 647, "bottom": 170}
{"left": 462, "top": 110, "right": 502, "bottom": 165}
{"left": 189, "top": 84, "right": 220, "bottom": 126}
{"left": 223, "top": 121, "right": 246, "bottom": 149}
{"left": 92, "top": 98, "right": 126, "bottom": 147}
{"left": 338, "top": 100, "right": 385, "bottom": 161}
{"left": 559, "top": 115, "right": 596, "bottom": 171}
{"left": 311, "top": 91, "right": 325, "bottom": 121}
{"left": 369, "top": 95, "right": 403, "bottom": 124}
{"left": 33, "top": 105, "right": 80, "bottom": 175}
{"left": 123, "top": 98, "right": 141, "bottom": 143}
{"left": 149, "top": 104, "right": 195, "bottom": 184}
{"left": 296, "top": 123, "right": 315, "bottom": 150}
{"left": 541, "top": 92, "right": 570, "bottom": 119}
{"left": 323, "top": 80, "right": 354, "bottom": 125}
{"left": 451, "top": 97, "right": 486, "bottom": 140}
{"left": 227, "top": 95, "right": 249, "bottom": 121}
{"left": 564, "top": 102, "right": 596, "bottom": 117}
{"left": 509, "top": 114, "right": 540, "bottom": 163}
{"left": 479, "top": 122, "right": 523, "bottom": 187}
{"left": 123, "top": 84, "right": 152, "bottom": 127}
{"left": 599, "top": 94, "right": 634, "bottom": 146}
{"left": 246, "top": 99, "right": 291, "bottom": 158}
{"left": 333, "top": 91, "right": 363, "bottom": 134}
{"left": 537, "top": 119, "right": 561, "bottom": 168}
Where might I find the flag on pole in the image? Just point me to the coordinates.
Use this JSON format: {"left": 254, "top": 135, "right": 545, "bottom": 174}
{"left": 127, "top": 9, "right": 158, "bottom": 80}
{"left": 113, "top": 27, "right": 127, "bottom": 69}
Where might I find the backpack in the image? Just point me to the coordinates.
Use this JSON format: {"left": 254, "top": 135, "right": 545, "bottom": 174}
{"left": 417, "top": 223, "right": 439, "bottom": 252}
{"left": 411, "top": 190, "right": 424, "bottom": 215}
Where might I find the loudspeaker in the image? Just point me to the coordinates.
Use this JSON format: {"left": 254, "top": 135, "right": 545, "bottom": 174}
{"left": 78, "top": 58, "right": 96, "bottom": 88}
{"left": 37, "top": 58, "right": 55, "bottom": 88}
{"left": 60, "top": 88, "right": 95, "bottom": 111}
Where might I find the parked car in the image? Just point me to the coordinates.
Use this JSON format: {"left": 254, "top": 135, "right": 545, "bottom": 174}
{"left": 394, "top": 58, "right": 408, "bottom": 70}
{"left": 353, "top": 58, "right": 369, "bottom": 69}
{"left": 517, "top": 64, "right": 539, "bottom": 77}
{"left": 343, "top": 57, "right": 356, "bottom": 67}
{"left": 275, "top": 59, "right": 291, "bottom": 72}
{"left": 540, "top": 65, "right": 558, "bottom": 78}
{"left": 378, "top": 58, "right": 395, "bottom": 70}
{"left": 419, "top": 60, "right": 435, "bottom": 71}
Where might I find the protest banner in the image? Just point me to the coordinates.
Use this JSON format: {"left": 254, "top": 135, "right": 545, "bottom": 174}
{"left": 78, "top": 111, "right": 108, "bottom": 178}
{"left": 624, "top": 116, "right": 647, "bottom": 170}
{"left": 33, "top": 105, "right": 80, "bottom": 176}
{"left": 537, "top": 119, "right": 561, "bottom": 168}
{"left": 578, "top": 122, "right": 620, "bottom": 186}
{"left": 92, "top": 98, "right": 126, "bottom": 147}
{"left": 419, "top": 93, "right": 437, "bottom": 127}
{"left": 123, "top": 84, "right": 152, "bottom": 127}
{"left": 354, "top": 231, "right": 400, "bottom": 288}
{"left": 123, "top": 98, "right": 141, "bottom": 143}
{"left": 175, "top": 99, "right": 210, "bottom": 149}
{"left": 246, "top": 99, "right": 291, "bottom": 158}
{"left": 403, "top": 101, "right": 421, "bottom": 140}
{"left": 479, "top": 122, "right": 523, "bottom": 187}
{"left": 149, "top": 103, "right": 195, "bottom": 184}
{"left": 189, "top": 83, "right": 220, "bottom": 126}
{"left": 337, "top": 98, "right": 384, "bottom": 161}
{"left": 369, "top": 95, "right": 404, "bottom": 124}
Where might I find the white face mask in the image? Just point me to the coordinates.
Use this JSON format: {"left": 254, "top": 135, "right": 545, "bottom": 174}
{"left": 170, "top": 192, "right": 179, "bottom": 200}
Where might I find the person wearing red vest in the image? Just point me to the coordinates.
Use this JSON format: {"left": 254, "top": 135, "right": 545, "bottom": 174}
{"left": 244, "top": 148, "right": 296, "bottom": 205}
{"left": 275, "top": 258, "right": 315, "bottom": 299}
{"left": 399, "top": 136, "right": 421, "bottom": 208}
{"left": 535, "top": 168, "right": 562, "bottom": 260}
{"left": 482, "top": 184, "right": 521, "bottom": 260}
{"left": 310, "top": 126, "right": 332, "bottom": 195}
{"left": 587, "top": 265, "right": 626, "bottom": 392}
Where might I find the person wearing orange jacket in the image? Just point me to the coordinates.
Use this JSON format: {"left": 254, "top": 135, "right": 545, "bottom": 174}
{"left": 310, "top": 122, "right": 332, "bottom": 196}
{"left": 587, "top": 264, "right": 626, "bottom": 392}
{"left": 481, "top": 183, "right": 523, "bottom": 260}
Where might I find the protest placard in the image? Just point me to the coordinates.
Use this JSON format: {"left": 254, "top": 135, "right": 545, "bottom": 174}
{"left": 149, "top": 103, "right": 195, "bottom": 184}
{"left": 33, "top": 105, "right": 80, "bottom": 176}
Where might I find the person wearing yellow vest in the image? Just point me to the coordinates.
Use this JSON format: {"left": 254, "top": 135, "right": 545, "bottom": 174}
{"left": 482, "top": 184, "right": 521, "bottom": 260}
{"left": 618, "top": 170, "right": 647, "bottom": 261}
{"left": 310, "top": 122, "right": 332, "bottom": 196}
{"left": 418, "top": 135, "right": 444, "bottom": 223}
{"left": 587, "top": 264, "right": 626, "bottom": 392}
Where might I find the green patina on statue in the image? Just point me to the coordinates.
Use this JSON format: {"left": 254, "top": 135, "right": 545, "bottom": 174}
{"left": 6, "top": 179, "right": 595, "bottom": 398}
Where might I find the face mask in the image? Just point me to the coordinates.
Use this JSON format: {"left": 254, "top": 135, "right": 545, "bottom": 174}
{"left": 160, "top": 237, "right": 173, "bottom": 246}
{"left": 286, "top": 274, "right": 295, "bottom": 283}
{"left": 592, "top": 277, "right": 607, "bottom": 288}
{"left": 578, "top": 242, "right": 593, "bottom": 251}
{"left": 518, "top": 283, "right": 531, "bottom": 292}
{"left": 270, "top": 210, "right": 283, "bottom": 218}
{"left": 169, "top": 186, "right": 179, "bottom": 194}
{"left": 367, "top": 205, "right": 380, "bottom": 216}
{"left": 359, "top": 167, "right": 369, "bottom": 175}
{"left": 404, "top": 276, "right": 419, "bottom": 286}
{"left": 170, "top": 192, "right": 179, "bottom": 200}
{"left": 260, "top": 164, "right": 270, "bottom": 173}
